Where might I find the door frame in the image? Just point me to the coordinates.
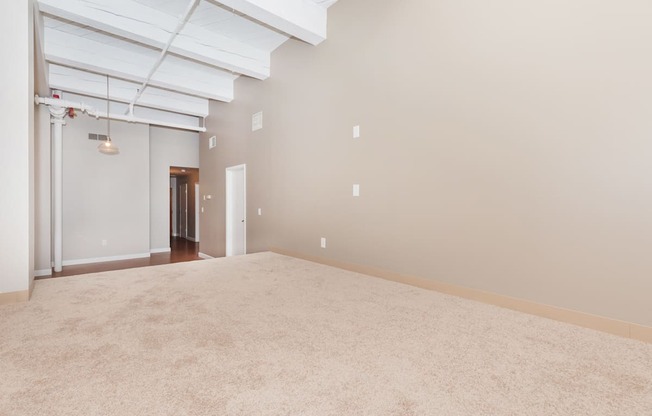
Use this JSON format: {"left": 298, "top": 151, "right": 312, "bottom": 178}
{"left": 170, "top": 177, "right": 178, "bottom": 237}
{"left": 194, "top": 183, "right": 200, "bottom": 243}
{"left": 179, "top": 182, "right": 188, "bottom": 239}
{"left": 225, "top": 164, "right": 246, "bottom": 257}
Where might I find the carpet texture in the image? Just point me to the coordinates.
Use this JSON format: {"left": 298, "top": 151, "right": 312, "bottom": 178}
{"left": 1, "top": 252, "right": 651, "bottom": 415}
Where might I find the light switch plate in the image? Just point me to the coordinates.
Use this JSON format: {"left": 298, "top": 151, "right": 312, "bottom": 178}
{"left": 258, "top": 208, "right": 262, "bottom": 216}
{"left": 320, "top": 237, "right": 327, "bottom": 248}
{"left": 252, "top": 111, "right": 263, "bottom": 131}
{"left": 353, "top": 184, "right": 360, "bottom": 197}
{"left": 353, "top": 125, "right": 360, "bottom": 138}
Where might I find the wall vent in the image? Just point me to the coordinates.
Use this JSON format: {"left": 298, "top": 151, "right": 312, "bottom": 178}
{"left": 88, "top": 133, "right": 108, "bottom": 141}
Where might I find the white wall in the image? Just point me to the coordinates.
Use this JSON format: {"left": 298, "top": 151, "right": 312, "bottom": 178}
{"left": 0, "top": 0, "right": 34, "bottom": 295}
{"left": 62, "top": 113, "right": 150, "bottom": 263}
{"left": 34, "top": 105, "right": 52, "bottom": 274}
{"left": 149, "top": 126, "right": 199, "bottom": 252}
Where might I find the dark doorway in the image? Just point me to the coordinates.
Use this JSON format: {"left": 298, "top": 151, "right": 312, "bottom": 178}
{"left": 170, "top": 166, "right": 200, "bottom": 259}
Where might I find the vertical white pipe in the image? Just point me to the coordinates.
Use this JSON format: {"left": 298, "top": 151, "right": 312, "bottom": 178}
{"left": 49, "top": 105, "right": 66, "bottom": 272}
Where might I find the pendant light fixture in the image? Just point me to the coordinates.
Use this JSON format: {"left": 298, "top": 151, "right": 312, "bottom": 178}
{"left": 98, "top": 75, "right": 120, "bottom": 155}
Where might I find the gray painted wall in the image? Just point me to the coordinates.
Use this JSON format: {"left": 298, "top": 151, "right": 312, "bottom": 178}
{"left": 62, "top": 115, "right": 150, "bottom": 262}
{"left": 150, "top": 126, "right": 199, "bottom": 251}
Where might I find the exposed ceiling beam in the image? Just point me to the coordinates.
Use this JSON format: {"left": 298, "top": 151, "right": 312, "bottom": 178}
{"left": 49, "top": 65, "right": 209, "bottom": 117}
{"left": 38, "top": 0, "right": 270, "bottom": 79}
{"left": 36, "top": 94, "right": 205, "bottom": 132}
{"left": 44, "top": 27, "right": 235, "bottom": 102}
{"left": 211, "top": 0, "right": 327, "bottom": 45}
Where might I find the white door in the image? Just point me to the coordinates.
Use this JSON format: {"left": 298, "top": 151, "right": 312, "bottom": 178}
{"left": 226, "top": 164, "right": 246, "bottom": 256}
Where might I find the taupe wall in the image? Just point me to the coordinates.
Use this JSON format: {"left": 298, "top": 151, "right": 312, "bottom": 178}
{"left": 200, "top": 0, "right": 652, "bottom": 326}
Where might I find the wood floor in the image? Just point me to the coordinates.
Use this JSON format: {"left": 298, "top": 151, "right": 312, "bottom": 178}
{"left": 37, "top": 237, "right": 202, "bottom": 279}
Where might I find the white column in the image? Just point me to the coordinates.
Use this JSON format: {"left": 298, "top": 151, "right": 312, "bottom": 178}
{"left": 49, "top": 105, "right": 66, "bottom": 273}
{"left": 0, "top": 0, "right": 34, "bottom": 297}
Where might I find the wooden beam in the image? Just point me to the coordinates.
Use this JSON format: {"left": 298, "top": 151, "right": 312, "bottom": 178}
{"left": 48, "top": 65, "right": 209, "bottom": 117}
{"left": 38, "top": 0, "right": 270, "bottom": 79}
{"left": 44, "top": 27, "right": 235, "bottom": 102}
{"left": 211, "top": 0, "right": 327, "bottom": 45}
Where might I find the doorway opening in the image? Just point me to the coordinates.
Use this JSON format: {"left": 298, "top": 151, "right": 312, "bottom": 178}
{"left": 170, "top": 166, "right": 200, "bottom": 262}
{"left": 226, "top": 164, "right": 246, "bottom": 256}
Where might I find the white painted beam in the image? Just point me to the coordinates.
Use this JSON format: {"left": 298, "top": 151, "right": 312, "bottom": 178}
{"left": 36, "top": 95, "right": 206, "bottom": 133}
{"left": 48, "top": 65, "right": 209, "bottom": 117}
{"left": 61, "top": 92, "right": 202, "bottom": 130}
{"left": 44, "top": 27, "right": 235, "bottom": 101}
{"left": 211, "top": 0, "right": 327, "bottom": 45}
{"left": 38, "top": 0, "right": 270, "bottom": 79}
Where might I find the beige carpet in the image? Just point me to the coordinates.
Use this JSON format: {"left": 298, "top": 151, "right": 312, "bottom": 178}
{"left": 1, "top": 252, "right": 651, "bottom": 415}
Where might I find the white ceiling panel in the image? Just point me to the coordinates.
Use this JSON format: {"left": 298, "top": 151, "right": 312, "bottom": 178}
{"left": 310, "top": 0, "right": 338, "bottom": 8}
{"left": 132, "top": 0, "right": 190, "bottom": 17}
{"left": 40, "top": 0, "right": 271, "bottom": 79}
{"left": 190, "top": 2, "right": 289, "bottom": 52}
{"left": 49, "top": 64, "right": 210, "bottom": 117}
{"left": 210, "top": 0, "right": 328, "bottom": 45}
{"left": 44, "top": 27, "right": 235, "bottom": 101}
{"left": 36, "top": 0, "right": 340, "bottom": 119}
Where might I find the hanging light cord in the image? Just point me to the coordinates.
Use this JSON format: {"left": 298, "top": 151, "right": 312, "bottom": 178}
{"left": 106, "top": 75, "right": 110, "bottom": 139}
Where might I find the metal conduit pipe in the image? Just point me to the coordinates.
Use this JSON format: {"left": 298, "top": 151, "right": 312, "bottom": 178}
{"left": 126, "top": 0, "right": 201, "bottom": 114}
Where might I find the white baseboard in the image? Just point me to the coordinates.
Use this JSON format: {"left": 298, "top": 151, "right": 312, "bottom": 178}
{"left": 150, "top": 247, "right": 171, "bottom": 254}
{"left": 62, "top": 252, "right": 151, "bottom": 266}
{"left": 198, "top": 252, "right": 214, "bottom": 260}
{"left": 34, "top": 269, "right": 52, "bottom": 277}
{"left": 172, "top": 233, "right": 179, "bottom": 237}
{"left": 185, "top": 236, "right": 199, "bottom": 242}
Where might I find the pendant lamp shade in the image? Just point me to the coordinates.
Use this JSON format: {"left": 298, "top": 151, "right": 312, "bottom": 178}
{"left": 98, "top": 75, "right": 120, "bottom": 155}
{"left": 98, "top": 138, "right": 120, "bottom": 155}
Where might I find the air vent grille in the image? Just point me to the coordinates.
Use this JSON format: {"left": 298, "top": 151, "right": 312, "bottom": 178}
{"left": 88, "top": 133, "right": 108, "bottom": 141}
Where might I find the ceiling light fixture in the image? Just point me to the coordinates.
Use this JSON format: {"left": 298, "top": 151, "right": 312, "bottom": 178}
{"left": 98, "top": 75, "right": 120, "bottom": 156}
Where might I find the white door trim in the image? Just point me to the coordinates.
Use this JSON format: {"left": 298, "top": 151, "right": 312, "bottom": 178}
{"left": 225, "top": 164, "right": 246, "bottom": 256}
{"left": 195, "top": 183, "right": 200, "bottom": 243}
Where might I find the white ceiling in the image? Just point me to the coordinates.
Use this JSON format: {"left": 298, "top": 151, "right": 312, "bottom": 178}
{"left": 35, "top": 0, "right": 338, "bottom": 120}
